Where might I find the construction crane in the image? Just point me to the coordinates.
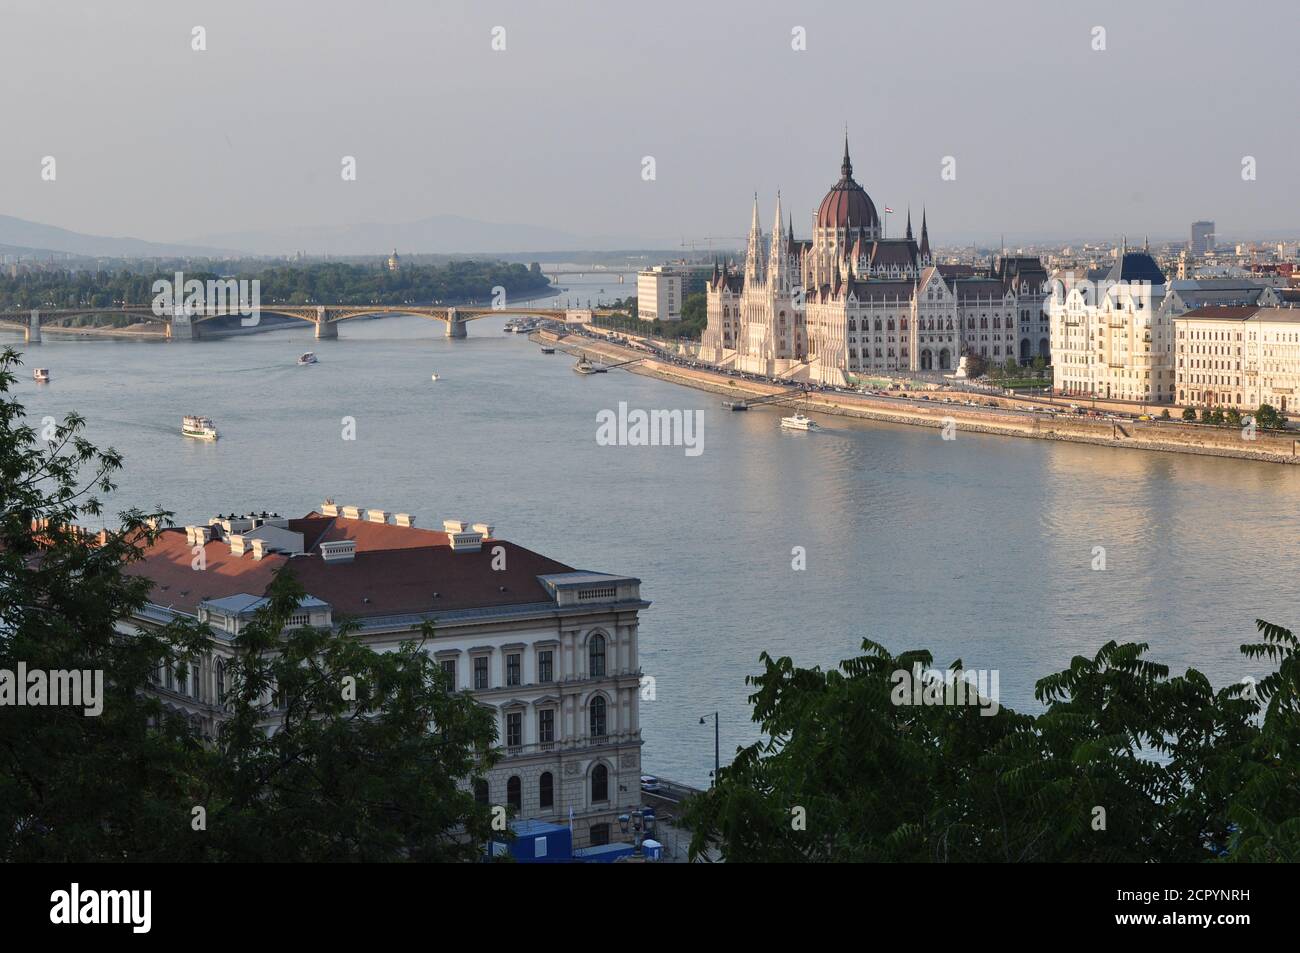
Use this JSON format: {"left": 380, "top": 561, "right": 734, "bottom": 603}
{"left": 680, "top": 236, "right": 746, "bottom": 252}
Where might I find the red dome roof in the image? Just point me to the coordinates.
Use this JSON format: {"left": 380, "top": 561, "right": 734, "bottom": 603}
{"left": 816, "top": 140, "right": 879, "bottom": 230}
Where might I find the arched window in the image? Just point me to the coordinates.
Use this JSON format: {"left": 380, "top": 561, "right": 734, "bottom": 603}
{"left": 589, "top": 695, "right": 607, "bottom": 738}
{"left": 539, "top": 772, "right": 554, "bottom": 810}
{"left": 474, "top": 779, "right": 489, "bottom": 805}
{"left": 592, "top": 763, "right": 609, "bottom": 803}
{"left": 215, "top": 659, "right": 226, "bottom": 702}
{"left": 588, "top": 633, "right": 606, "bottom": 677}
{"left": 507, "top": 776, "right": 522, "bottom": 811}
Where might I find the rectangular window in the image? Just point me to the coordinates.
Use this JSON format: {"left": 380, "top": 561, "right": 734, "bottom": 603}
{"left": 473, "top": 656, "right": 489, "bottom": 690}
{"left": 506, "top": 653, "right": 521, "bottom": 687}
{"left": 538, "top": 650, "right": 553, "bottom": 683}
{"left": 506, "top": 712, "right": 522, "bottom": 748}
{"left": 440, "top": 659, "right": 456, "bottom": 688}
{"left": 538, "top": 709, "right": 555, "bottom": 744}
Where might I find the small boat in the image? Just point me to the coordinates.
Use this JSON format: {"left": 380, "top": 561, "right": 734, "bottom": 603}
{"left": 723, "top": 400, "right": 748, "bottom": 411}
{"left": 297, "top": 352, "right": 318, "bottom": 365}
{"left": 780, "top": 413, "right": 818, "bottom": 431}
{"left": 430, "top": 373, "right": 440, "bottom": 382}
{"left": 182, "top": 415, "right": 219, "bottom": 441}
{"left": 32, "top": 368, "right": 50, "bottom": 382}
{"left": 540, "top": 346, "right": 555, "bottom": 354}
{"left": 573, "top": 354, "right": 602, "bottom": 375}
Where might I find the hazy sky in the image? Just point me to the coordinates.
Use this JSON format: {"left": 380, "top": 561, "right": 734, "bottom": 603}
{"left": 2, "top": 0, "right": 1296, "bottom": 247}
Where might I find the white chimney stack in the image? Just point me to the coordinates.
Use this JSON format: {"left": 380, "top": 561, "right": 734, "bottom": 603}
{"left": 341, "top": 505, "right": 363, "bottom": 520}
{"left": 366, "top": 508, "right": 390, "bottom": 524}
{"left": 394, "top": 513, "right": 416, "bottom": 527}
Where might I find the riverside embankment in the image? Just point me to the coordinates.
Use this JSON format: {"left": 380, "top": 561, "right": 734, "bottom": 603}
{"left": 541, "top": 329, "right": 1300, "bottom": 466}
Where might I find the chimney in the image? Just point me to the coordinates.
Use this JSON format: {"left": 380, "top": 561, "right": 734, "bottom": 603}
{"left": 321, "top": 500, "right": 340, "bottom": 517}
{"left": 472, "top": 522, "right": 494, "bottom": 537}
{"left": 229, "top": 534, "right": 248, "bottom": 556}
{"left": 341, "top": 505, "right": 363, "bottom": 520}
{"left": 443, "top": 519, "right": 483, "bottom": 552}
{"left": 251, "top": 538, "right": 268, "bottom": 561}
{"left": 366, "top": 508, "right": 390, "bottom": 524}
{"left": 394, "top": 513, "right": 416, "bottom": 527}
{"left": 320, "top": 540, "right": 356, "bottom": 564}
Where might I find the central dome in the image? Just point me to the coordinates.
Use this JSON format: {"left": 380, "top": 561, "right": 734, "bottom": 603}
{"left": 816, "top": 139, "right": 879, "bottom": 230}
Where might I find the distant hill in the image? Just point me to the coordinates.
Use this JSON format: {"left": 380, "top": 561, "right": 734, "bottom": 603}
{"left": 0, "top": 215, "right": 236, "bottom": 259}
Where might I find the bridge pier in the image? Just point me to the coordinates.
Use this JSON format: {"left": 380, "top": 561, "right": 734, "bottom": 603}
{"left": 445, "top": 307, "right": 467, "bottom": 339}
{"left": 315, "top": 307, "right": 338, "bottom": 340}
{"left": 167, "top": 311, "right": 199, "bottom": 341}
{"left": 24, "top": 310, "right": 40, "bottom": 344}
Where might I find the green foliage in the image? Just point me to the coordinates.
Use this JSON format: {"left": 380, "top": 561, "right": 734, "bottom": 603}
{"left": 0, "top": 261, "right": 552, "bottom": 314}
{"left": 1160, "top": 409, "right": 1172, "bottom": 420}
{"left": 685, "top": 630, "right": 1300, "bottom": 862}
{"left": 0, "top": 347, "right": 501, "bottom": 861}
{"left": 1182, "top": 407, "right": 1197, "bottom": 421}
{"left": 1254, "top": 404, "right": 1286, "bottom": 430}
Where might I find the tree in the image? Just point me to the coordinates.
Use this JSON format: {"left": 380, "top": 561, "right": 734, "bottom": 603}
{"left": 1200, "top": 408, "right": 1213, "bottom": 424}
{"left": 1031, "top": 355, "right": 1047, "bottom": 377}
{"left": 0, "top": 347, "right": 209, "bottom": 862}
{"left": 0, "top": 346, "right": 502, "bottom": 861}
{"left": 206, "top": 571, "right": 500, "bottom": 862}
{"left": 1182, "top": 407, "right": 1197, "bottom": 421}
{"left": 684, "top": 627, "right": 1300, "bottom": 862}
{"left": 1159, "top": 409, "right": 1171, "bottom": 420}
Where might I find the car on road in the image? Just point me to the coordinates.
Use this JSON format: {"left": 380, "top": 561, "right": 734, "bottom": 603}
{"left": 640, "top": 775, "right": 661, "bottom": 793}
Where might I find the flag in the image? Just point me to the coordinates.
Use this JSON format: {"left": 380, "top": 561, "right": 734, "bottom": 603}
{"left": 883, "top": 207, "right": 894, "bottom": 214}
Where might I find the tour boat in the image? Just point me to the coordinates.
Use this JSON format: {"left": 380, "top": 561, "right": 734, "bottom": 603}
{"left": 780, "top": 413, "right": 818, "bottom": 431}
{"left": 182, "top": 415, "right": 219, "bottom": 441}
{"left": 32, "top": 368, "right": 50, "bottom": 382}
{"left": 540, "top": 345, "right": 555, "bottom": 354}
{"left": 297, "top": 352, "right": 318, "bottom": 365}
{"left": 573, "top": 354, "right": 597, "bottom": 375}
{"left": 430, "top": 373, "right": 440, "bottom": 381}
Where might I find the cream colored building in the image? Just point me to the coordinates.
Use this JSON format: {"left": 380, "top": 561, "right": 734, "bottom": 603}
{"left": 636, "top": 267, "right": 682, "bottom": 321}
{"left": 122, "top": 502, "right": 649, "bottom": 850}
{"left": 1174, "top": 306, "right": 1300, "bottom": 412}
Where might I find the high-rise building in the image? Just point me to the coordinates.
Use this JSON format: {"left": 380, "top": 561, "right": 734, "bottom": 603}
{"left": 1190, "top": 221, "right": 1215, "bottom": 257}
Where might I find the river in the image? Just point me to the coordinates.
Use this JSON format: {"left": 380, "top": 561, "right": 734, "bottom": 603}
{"left": 7, "top": 278, "right": 1300, "bottom": 786}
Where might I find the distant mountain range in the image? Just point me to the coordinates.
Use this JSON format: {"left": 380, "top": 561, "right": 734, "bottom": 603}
{"left": 0, "top": 215, "right": 235, "bottom": 259}
{"left": 0, "top": 213, "right": 662, "bottom": 260}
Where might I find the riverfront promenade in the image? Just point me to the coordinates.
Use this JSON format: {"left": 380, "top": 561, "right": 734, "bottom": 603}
{"left": 542, "top": 330, "right": 1300, "bottom": 466}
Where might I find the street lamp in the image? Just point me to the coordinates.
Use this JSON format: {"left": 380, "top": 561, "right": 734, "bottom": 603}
{"left": 699, "top": 712, "right": 719, "bottom": 788}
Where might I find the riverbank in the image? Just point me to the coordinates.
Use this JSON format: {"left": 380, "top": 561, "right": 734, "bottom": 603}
{"left": 539, "top": 329, "right": 1300, "bottom": 466}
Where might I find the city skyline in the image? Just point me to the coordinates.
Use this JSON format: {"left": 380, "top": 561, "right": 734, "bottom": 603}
{"left": 1, "top": 0, "right": 1296, "bottom": 253}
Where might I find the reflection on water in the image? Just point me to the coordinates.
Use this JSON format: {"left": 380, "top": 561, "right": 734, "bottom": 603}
{"left": 7, "top": 313, "right": 1300, "bottom": 786}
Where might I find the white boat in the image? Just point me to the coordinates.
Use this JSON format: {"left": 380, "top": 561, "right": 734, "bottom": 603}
{"left": 297, "top": 352, "right": 318, "bottom": 365}
{"left": 430, "top": 373, "right": 440, "bottom": 381}
{"left": 32, "top": 368, "right": 50, "bottom": 382}
{"left": 540, "top": 346, "right": 555, "bottom": 354}
{"left": 182, "top": 415, "right": 219, "bottom": 441}
{"left": 780, "top": 413, "right": 818, "bottom": 431}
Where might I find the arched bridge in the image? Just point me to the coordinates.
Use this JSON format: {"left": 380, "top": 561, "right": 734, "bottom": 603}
{"left": 0, "top": 304, "right": 612, "bottom": 342}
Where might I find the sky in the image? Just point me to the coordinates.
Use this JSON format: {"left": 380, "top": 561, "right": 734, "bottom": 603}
{"left": 1, "top": 0, "right": 1297, "bottom": 249}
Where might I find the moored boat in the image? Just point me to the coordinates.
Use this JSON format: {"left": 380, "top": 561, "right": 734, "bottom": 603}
{"left": 297, "top": 352, "right": 318, "bottom": 365}
{"left": 33, "top": 368, "right": 51, "bottom": 382}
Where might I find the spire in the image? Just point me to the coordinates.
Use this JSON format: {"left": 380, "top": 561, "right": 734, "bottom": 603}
{"left": 905, "top": 208, "right": 913, "bottom": 241}
{"left": 841, "top": 129, "right": 853, "bottom": 179}
{"left": 919, "top": 208, "right": 931, "bottom": 261}
{"left": 744, "top": 192, "right": 766, "bottom": 286}
{"left": 768, "top": 191, "right": 789, "bottom": 292}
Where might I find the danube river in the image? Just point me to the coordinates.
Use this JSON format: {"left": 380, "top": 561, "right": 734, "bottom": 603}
{"left": 8, "top": 309, "right": 1300, "bottom": 786}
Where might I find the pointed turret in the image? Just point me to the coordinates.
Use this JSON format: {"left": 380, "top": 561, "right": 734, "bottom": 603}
{"left": 767, "top": 192, "right": 789, "bottom": 292}
{"left": 919, "top": 208, "right": 931, "bottom": 262}
{"left": 905, "top": 208, "right": 913, "bottom": 241}
{"left": 744, "top": 192, "right": 766, "bottom": 287}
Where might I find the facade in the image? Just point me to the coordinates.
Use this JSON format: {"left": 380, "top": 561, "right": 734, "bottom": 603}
{"left": 1174, "top": 306, "right": 1300, "bottom": 412}
{"left": 1190, "top": 221, "right": 1215, "bottom": 258}
{"left": 1050, "top": 255, "right": 1285, "bottom": 403}
{"left": 636, "top": 267, "right": 682, "bottom": 321}
{"left": 700, "top": 139, "right": 1047, "bottom": 384}
{"left": 122, "top": 502, "right": 648, "bottom": 850}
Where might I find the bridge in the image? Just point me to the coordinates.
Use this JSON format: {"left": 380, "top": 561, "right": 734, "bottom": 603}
{"left": 0, "top": 304, "right": 614, "bottom": 343}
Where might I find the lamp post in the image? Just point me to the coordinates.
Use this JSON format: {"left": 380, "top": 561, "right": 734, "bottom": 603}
{"left": 699, "top": 712, "right": 719, "bottom": 788}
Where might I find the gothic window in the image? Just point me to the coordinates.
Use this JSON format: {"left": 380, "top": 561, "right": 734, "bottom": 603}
{"left": 887, "top": 319, "right": 895, "bottom": 331}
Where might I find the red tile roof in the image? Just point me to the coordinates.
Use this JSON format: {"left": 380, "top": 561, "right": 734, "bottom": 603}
{"left": 126, "top": 512, "right": 575, "bottom": 619}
